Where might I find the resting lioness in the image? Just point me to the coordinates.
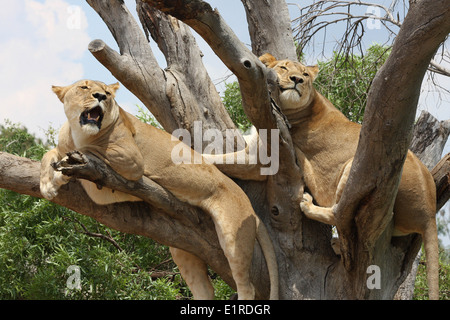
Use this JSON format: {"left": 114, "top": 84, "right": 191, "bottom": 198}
{"left": 209, "top": 54, "right": 439, "bottom": 300}
{"left": 39, "top": 79, "right": 279, "bottom": 300}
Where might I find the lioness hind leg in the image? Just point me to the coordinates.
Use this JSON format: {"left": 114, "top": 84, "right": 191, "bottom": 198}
{"left": 300, "top": 193, "right": 336, "bottom": 225}
{"left": 169, "top": 247, "right": 214, "bottom": 300}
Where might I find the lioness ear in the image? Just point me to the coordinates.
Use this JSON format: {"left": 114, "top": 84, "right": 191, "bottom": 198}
{"left": 52, "top": 85, "right": 69, "bottom": 103}
{"left": 307, "top": 65, "right": 319, "bottom": 81}
{"left": 259, "top": 53, "right": 277, "bottom": 67}
{"left": 107, "top": 82, "right": 120, "bottom": 96}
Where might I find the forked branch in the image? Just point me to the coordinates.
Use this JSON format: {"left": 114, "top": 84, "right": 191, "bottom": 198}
{"left": 334, "top": 0, "right": 450, "bottom": 273}
{"left": 142, "top": 0, "right": 278, "bottom": 130}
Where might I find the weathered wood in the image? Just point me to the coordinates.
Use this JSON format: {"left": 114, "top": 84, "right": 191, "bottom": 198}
{"left": 0, "top": 151, "right": 236, "bottom": 289}
{"left": 86, "top": 0, "right": 177, "bottom": 131}
{"left": 87, "top": 0, "right": 242, "bottom": 151}
{"left": 410, "top": 111, "right": 450, "bottom": 170}
{"left": 142, "top": 0, "right": 278, "bottom": 131}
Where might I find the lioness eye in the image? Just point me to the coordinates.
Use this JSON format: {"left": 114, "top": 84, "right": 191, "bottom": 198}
{"left": 303, "top": 73, "right": 309, "bottom": 77}
{"left": 280, "top": 66, "right": 288, "bottom": 70}
{"left": 80, "top": 86, "right": 88, "bottom": 89}
{"left": 105, "top": 91, "right": 111, "bottom": 96}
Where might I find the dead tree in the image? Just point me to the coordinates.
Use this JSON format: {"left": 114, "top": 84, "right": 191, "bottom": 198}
{"left": 0, "top": 0, "right": 449, "bottom": 299}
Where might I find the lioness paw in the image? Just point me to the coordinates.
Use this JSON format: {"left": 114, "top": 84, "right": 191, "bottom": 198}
{"left": 300, "top": 192, "right": 313, "bottom": 211}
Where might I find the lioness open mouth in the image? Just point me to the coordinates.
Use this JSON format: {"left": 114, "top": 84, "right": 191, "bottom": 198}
{"left": 80, "top": 106, "right": 104, "bottom": 129}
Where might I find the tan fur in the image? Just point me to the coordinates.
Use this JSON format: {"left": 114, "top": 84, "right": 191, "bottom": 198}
{"left": 40, "top": 80, "right": 279, "bottom": 300}
{"left": 214, "top": 54, "right": 439, "bottom": 299}
{"left": 261, "top": 53, "right": 439, "bottom": 300}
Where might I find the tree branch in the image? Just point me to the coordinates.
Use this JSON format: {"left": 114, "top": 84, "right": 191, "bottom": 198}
{"left": 69, "top": 216, "right": 124, "bottom": 252}
{"left": 293, "top": 0, "right": 450, "bottom": 77}
{"left": 87, "top": 0, "right": 239, "bottom": 147}
{"left": 410, "top": 110, "right": 450, "bottom": 170}
{"left": 241, "top": 0, "right": 297, "bottom": 60}
{"left": 86, "top": 0, "right": 177, "bottom": 131}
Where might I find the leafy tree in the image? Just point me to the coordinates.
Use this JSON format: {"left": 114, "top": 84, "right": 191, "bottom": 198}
{"left": 0, "top": 122, "right": 180, "bottom": 299}
{"left": 222, "top": 82, "right": 252, "bottom": 132}
{"left": 0, "top": 120, "right": 47, "bottom": 160}
{"left": 222, "top": 44, "right": 391, "bottom": 126}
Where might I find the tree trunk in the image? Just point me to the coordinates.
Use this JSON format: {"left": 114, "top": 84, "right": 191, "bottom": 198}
{"left": 0, "top": 0, "right": 449, "bottom": 299}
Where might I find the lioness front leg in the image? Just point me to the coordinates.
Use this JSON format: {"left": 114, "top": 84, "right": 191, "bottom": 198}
{"left": 300, "top": 192, "right": 336, "bottom": 225}
{"left": 40, "top": 148, "right": 71, "bottom": 200}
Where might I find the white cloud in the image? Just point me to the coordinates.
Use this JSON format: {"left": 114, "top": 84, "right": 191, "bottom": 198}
{"left": 0, "top": 0, "right": 90, "bottom": 139}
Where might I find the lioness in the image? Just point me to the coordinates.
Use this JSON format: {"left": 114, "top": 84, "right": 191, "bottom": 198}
{"left": 208, "top": 54, "right": 439, "bottom": 300}
{"left": 39, "top": 79, "right": 279, "bottom": 300}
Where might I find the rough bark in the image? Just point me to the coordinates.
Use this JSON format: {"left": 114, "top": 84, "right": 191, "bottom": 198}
{"left": 432, "top": 154, "right": 450, "bottom": 212}
{"left": 141, "top": 0, "right": 279, "bottom": 132}
{"left": 241, "top": 0, "right": 297, "bottom": 60}
{"left": 411, "top": 111, "right": 450, "bottom": 170}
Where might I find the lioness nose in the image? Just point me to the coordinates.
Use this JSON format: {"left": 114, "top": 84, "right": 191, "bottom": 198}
{"left": 290, "top": 75, "right": 304, "bottom": 84}
{"left": 93, "top": 92, "right": 107, "bottom": 102}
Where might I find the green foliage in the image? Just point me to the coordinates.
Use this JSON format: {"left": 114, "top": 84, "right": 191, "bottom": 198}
{"left": 211, "top": 275, "right": 236, "bottom": 300}
{"left": 0, "top": 190, "right": 188, "bottom": 300}
{"left": 222, "top": 82, "right": 252, "bottom": 132}
{"left": 313, "top": 44, "right": 391, "bottom": 123}
{"left": 0, "top": 120, "right": 48, "bottom": 160}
